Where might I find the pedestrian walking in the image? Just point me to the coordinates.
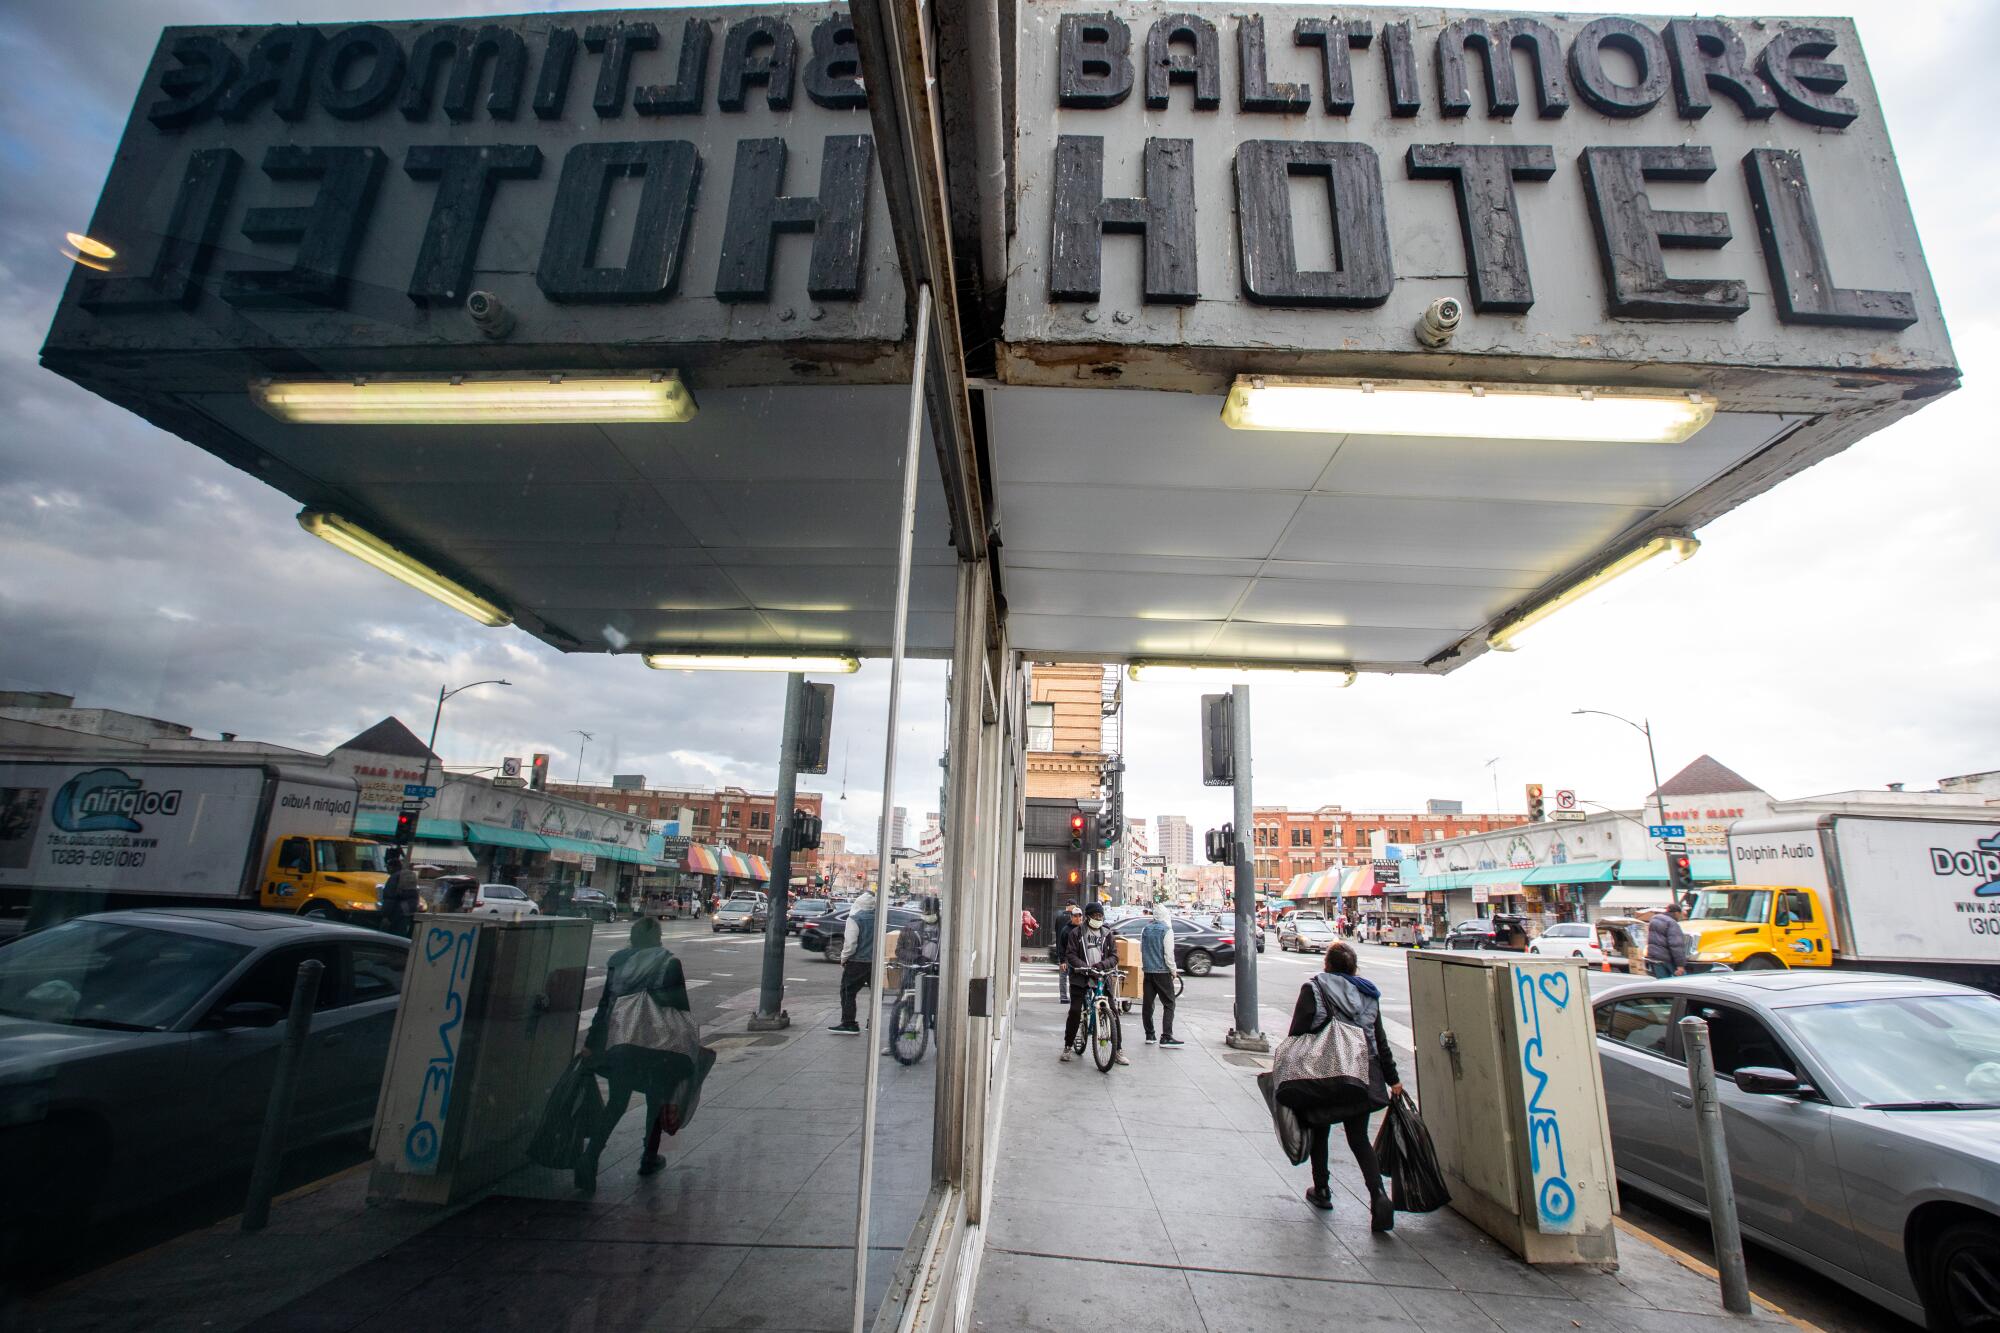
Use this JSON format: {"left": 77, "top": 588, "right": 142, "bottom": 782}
{"left": 575, "top": 916, "right": 714, "bottom": 1192}
{"left": 1055, "top": 903, "right": 1082, "bottom": 1004}
{"left": 1645, "top": 902, "right": 1690, "bottom": 979}
{"left": 1289, "top": 941, "right": 1402, "bottom": 1230}
{"left": 379, "top": 849, "right": 419, "bottom": 938}
{"left": 828, "top": 890, "right": 878, "bottom": 1034}
{"left": 1140, "top": 902, "right": 1181, "bottom": 1048}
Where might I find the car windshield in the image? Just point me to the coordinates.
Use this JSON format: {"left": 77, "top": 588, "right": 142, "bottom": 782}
{"left": 795, "top": 900, "right": 829, "bottom": 914}
{"left": 1689, "top": 889, "right": 1771, "bottom": 924}
{"left": 1783, "top": 994, "right": 2000, "bottom": 1108}
{"left": 483, "top": 885, "right": 525, "bottom": 899}
{"left": 726, "top": 898, "right": 759, "bottom": 909}
{"left": 0, "top": 920, "right": 252, "bottom": 1031}
{"left": 316, "top": 840, "right": 388, "bottom": 874}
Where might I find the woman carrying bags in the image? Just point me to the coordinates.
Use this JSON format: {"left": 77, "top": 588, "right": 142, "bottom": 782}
{"left": 1287, "top": 941, "right": 1402, "bottom": 1230}
{"left": 575, "top": 916, "right": 716, "bottom": 1192}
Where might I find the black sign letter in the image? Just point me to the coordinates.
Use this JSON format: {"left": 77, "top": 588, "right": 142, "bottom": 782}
{"left": 1234, "top": 141, "right": 1392, "bottom": 308}
{"left": 222, "top": 146, "right": 387, "bottom": 308}
{"left": 315, "top": 26, "right": 406, "bottom": 121}
{"left": 804, "top": 16, "right": 867, "bottom": 109}
{"left": 533, "top": 27, "right": 578, "bottom": 120}
{"left": 586, "top": 22, "right": 660, "bottom": 117}
{"left": 1759, "top": 27, "right": 1858, "bottom": 128}
{"left": 1664, "top": 19, "right": 1775, "bottom": 119}
{"left": 1744, "top": 149, "right": 1914, "bottom": 327}
{"left": 1436, "top": 18, "right": 1567, "bottom": 119}
{"left": 1580, "top": 146, "right": 1747, "bottom": 319}
{"left": 718, "top": 17, "right": 797, "bottom": 111}
{"left": 635, "top": 18, "right": 712, "bottom": 115}
{"left": 537, "top": 141, "right": 701, "bottom": 302}
{"left": 82, "top": 149, "right": 241, "bottom": 311}
{"left": 148, "top": 35, "right": 242, "bottom": 130}
{"left": 1379, "top": 21, "right": 1421, "bottom": 117}
{"left": 715, "top": 136, "right": 874, "bottom": 301}
{"left": 1058, "top": 14, "right": 1133, "bottom": 109}
{"left": 1144, "top": 14, "right": 1219, "bottom": 110}
{"left": 1237, "top": 15, "right": 1308, "bottom": 113}
{"left": 1407, "top": 144, "right": 1555, "bottom": 313}
{"left": 219, "top": 27, "right": 322, "bottom": 122}
{"left": 1050, "top": 136, "right": 1196, "bottom": 304}
{"left": 404, "top": 145, "right": 543, "bottom": 304}
{"left": 1293, "top": 18, "right": 1372, "bottom": 116}
{"left": 1568, "top": 18, "right": 1669, "bottom": 118}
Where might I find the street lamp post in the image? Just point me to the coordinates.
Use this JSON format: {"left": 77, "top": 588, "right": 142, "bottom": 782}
{"left": 423, "top": 679, "right": 513, "bottom": 792}
{"left": 1572, "top": 709, "right": 1671, "bottom": 885}
{"left": 571, "top": 729, "right": 595, "bottom": 785}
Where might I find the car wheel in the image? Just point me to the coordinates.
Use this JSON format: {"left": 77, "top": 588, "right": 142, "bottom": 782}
{"left": 1571, "top": 951, "right": 1587, "bottom": 959}
{"left": 300, "top": 902, "right": 341, "bottom": 922}
{"left": 1184, "top": 949, "right": 1213, "bottom": 977}
{"left": 1926, "top": 1219, "right": 2000, "bottom": 1332}
{"left": 1735, "top": 954, "right": 1785, "bottom": 971}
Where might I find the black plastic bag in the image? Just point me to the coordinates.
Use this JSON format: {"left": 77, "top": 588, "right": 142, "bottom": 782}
{"left": 1371, "top": 1091, "right": 1450, "bottom": 1214}
{"left": 528, "top": 1053, "right": 604, "bottom": 1170}
{"left": 1256, "top": 1071, "right": 1310, "bottom": 1166}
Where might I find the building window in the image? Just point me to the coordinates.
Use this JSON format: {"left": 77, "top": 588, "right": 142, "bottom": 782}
{"left": 1027, "top": 702, "right": 1054, "bottom": 752}
{"left": 1290, "top": 828, "right": 1311, "bottom": 847}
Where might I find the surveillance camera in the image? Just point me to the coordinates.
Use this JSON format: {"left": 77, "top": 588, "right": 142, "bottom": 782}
{"left": 466, "top": 289, "right": 515, "bottom": 339}
{"left": 1415, "top": 297, "right": 1462, "bottom": 348}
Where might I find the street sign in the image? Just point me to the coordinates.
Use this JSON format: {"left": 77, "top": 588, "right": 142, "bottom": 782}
{"left": 399, "top": 799, "right": 423, "bottom": 814}
{"left": 1648, "top": 824, "right": 1687, "bottom": 839}
{"left": 1662, "top": 840, "right": 1688, "bottom": 853}
{"left": 492, "top": 776, "right": 527, "bottom": 789}
{"left": 1549, "top": 810, "right": 1588, "bottom": 822}
{"left": 403, "top": 784, "right": 437, "bottom": 798}
{"left": 501, "top": 757, "right": 522, "bottom": 779}
{"left": 1371, "top": 859, "right": 1402, "bottom": 886}
{"left": 1553, "top": 789, "right": 1578, "bottom": 812}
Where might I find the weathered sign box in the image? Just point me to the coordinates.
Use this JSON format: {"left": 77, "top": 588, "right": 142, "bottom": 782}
{"left": 42, "top": 5, "right": 905, "bottom": 392}
{"left": 1002, "top": 5, "right": 1954, "bottom": 391}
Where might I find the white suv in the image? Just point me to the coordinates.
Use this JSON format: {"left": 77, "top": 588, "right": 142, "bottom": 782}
{"left": 472, "top": 883, "right": 541, "bottom": 920}
{"left": 1526, "top": 921, "right": 1602, "bottom": 963}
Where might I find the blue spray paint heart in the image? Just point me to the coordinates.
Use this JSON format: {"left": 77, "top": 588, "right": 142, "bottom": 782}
{"left": 1537, "top": 969, "right": 1572, "bottom": 1011}
{"left": 423, "top": 927, "right": 455, "bottom": 963}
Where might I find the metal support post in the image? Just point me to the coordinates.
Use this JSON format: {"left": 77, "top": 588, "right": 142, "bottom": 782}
{"left": 1678, "top": 1016, "right": 1753, "bottom": 1314}
{"left": 242, "top": 958, "right": 324, "bottom": 1232}
{"left": 1226, "top": 684, "right": 1268, "bottom": 1052}
{"left": 752, "top": 672, "right": 806, "bottom": 1031}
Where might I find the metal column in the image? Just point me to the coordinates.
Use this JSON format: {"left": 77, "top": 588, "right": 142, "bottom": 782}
{"left": 751, "top": 672, "right": 806, "bottom": 1031}
{"left": 1226, "top": 684, "right": 1268, "bottom": 1051}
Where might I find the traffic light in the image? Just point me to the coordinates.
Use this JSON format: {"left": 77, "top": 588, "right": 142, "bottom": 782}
{"left": 1205, "top": 824, "right": 1233, "bottom": 864}
{"left": 394, "top": 808, "right": 418, "bottom": 846}
{"left": 1066, "top": 867, "right": 1081, "bottom": 887}
{"left": 1096, "top": 813, "right": 1118, "bottom": 850}
{"left": 530, "top": 752, "right": 550, "bottom": 791}
{"left": 789, "top": 807, "right": 822, "bottom": 850}
{"left": 795, "top": 682, "right": 835, "bottom": 774}
{"left": 1525, "top": 783, "right": 1545, "bottom": 822}
{"left": 1666, "top": 852, "right": 1693, "bottom": 897}
{"left": 1201, "top": 694, "right": 1234, "bottom": 786}
{"left": 1069, "top": 810, "right": 1086, "bottom": 851}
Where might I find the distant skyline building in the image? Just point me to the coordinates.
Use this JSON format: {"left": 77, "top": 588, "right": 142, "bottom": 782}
{"left": 891, "top": 805, "right": 908, "bottom": 851}
{"left": 1154, "top": 814, "right": 1195, "bottom": 866}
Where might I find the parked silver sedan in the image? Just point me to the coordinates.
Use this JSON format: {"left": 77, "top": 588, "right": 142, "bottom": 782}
{"left": 1593, "top": 971, "right": 2000, "bottom": 1329}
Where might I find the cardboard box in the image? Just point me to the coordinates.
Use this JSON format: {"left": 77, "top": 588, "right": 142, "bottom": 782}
{"left": 1115, "top": 937, "right": 1143, "bottom": 1001}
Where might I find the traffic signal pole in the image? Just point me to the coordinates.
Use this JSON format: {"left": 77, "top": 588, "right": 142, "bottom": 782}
{"left": 1226, "top": 683, "right": 1268, "bottom": 1052}
{"left": 751, "top": 671, "right": 805, "bottom": 1031}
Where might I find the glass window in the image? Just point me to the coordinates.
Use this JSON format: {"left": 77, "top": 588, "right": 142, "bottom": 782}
{"left": 277, "top": 837, "right": 312, "bottom": 873}
{"left": 1684, "top": 1001, "right": 1797, "bottom": 1077}
{"left": 0, "top": 920, "right": 251, "bottom": 1030}
{"left": 316, "top": 840, "right": 387, "bottom": 873}
{"left": 212, "top": 943, "right": 341, "bottom": 1015}
{"left": 482, "top": 884, "right": 526, "bottom": 899}
{"left": 1026, "top": 702, "right": 1054, "bottom": 751}
{"left": 1290, "top": 828, "right": 1310, "bottom": 847}
{"left": 1782, "top": 994, "right": 2000, "bottom": 1108}
{"left": 1777, "top": 891, "right": 1814, "bottom": 925}
{"left": 1689, "top": 888, "right": 1772, "bottom": 924}
{"left": 1596, "top": 996, "right": 1678, "bottom": 1058}
{"left": 348, "top": 945, "right": 407, "bottom": 1003}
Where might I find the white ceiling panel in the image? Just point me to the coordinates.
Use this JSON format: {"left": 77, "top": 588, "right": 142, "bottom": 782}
{"left": 360, "top": 482, "right": 702, "bottom": 548}
{"left": 604, "top": 386, "right": 920, "bottom": 484}
{"left": 999, "top": 484, "right": 1303, "bottom": 559}
{"left": 1272, "top": 495, "right": 1650, "bottom": 571}
{"left": 1007, "top": 614, "right": 1224, "bottom": 657}
{"left": 1234, "top": 578, "right": 1516, "bottom": 631}
{"left": 1003, "top": 567, "right": 1251, "bottom": 620}
{"left": 987, "top": 387, "right": 1335, "bottom": 492}
{"left": 1204, "top": 623, "right": 1466, "bottom": 663}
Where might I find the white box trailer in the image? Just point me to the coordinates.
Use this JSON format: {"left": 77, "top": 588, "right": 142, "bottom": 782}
{"left": 0, "top": 758, "right": 377, "bottom": 932}
{"left": 1726, "top": 812, "right": 2000, "bottom": 993}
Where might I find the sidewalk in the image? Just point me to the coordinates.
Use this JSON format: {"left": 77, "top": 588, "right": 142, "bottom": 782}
{"left": 970, "top": 994, "right": 1799, "bottom": 1332}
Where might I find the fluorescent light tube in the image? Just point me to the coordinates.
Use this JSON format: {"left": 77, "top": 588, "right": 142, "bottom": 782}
{"left": 298, "top": 510, "right": 511, "bottom": 627}
{"left": 1488, "top": 534, "right": 1698, "bottom": 652}
{"left": 644, "top": 653, "right": 861, "bottom": 674}
{"left": 1222, "top": 377, "right": 1714, "bottom": 444}
{"left": 253, "top": 373, "right": 696, "bottom": 425}
{"left": 1128, "top": 660, "right": 1357, "bottom": 685}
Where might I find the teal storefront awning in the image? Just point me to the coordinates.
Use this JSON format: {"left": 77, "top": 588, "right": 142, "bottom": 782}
{"left": 465, "top": 823, "right": 551, "bottom": 852}
{"left": 542, "top": 835, "right": 656, "bottom": 866}
{"left": 1413, "top": 867, "right": 1532, "bottom": 894}
{"left": 1615, "top": 856, "right": 1733, "bottom": 883}
{"left": 354, "top": 812, "right": 465, "bottom": 841}
{"left": 1524, "top": 859, "right": 1620, "bottom": 886}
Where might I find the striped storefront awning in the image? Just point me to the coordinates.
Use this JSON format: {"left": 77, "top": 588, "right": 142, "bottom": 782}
{"left": 747, "top": 854, "right": 770, "bottom": 882}
{"left": 719, "top": 848, "right": 754, "bottom": 879}
{"left": 685, "top": 844, "right": 722, "bottom": 875}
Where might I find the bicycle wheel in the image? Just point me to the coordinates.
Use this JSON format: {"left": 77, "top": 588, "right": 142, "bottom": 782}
{"left": 1172, "top": 973, "right": 1185, "bottom": 998}
{"left": 1091, "top": 996, "right": 1118, "bottom": 1071}
{"left": 891, "top": 991, "right": 927, "bottom": 1065}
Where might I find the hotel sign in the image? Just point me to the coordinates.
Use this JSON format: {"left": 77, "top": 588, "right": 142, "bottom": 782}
{"left": 43, "top": 5, "right": 905, "bottom": 386}
{"left": 1003, "top": 6, "right": 1953, "bottom": 386}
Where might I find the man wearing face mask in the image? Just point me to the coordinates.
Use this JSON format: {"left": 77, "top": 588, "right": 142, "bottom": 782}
{"left": 890, "top": 895, "right": 944, "bottom": 1054}
{"left": 1060, "top": 902, "right": 1129, "bottom": 1065}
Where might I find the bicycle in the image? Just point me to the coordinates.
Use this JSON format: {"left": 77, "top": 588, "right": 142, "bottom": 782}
{"left": 890, "top": 960, "right": 939, "bottom": 1065}
{"left": 1069, "top": 966, "right": 1123, "bottom": 1072}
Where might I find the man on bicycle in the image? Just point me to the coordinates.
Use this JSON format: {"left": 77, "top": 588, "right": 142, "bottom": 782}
{"left": 1060, "top": 902, "right": 1128, "bottom": 1065}
{"left": 889, "top": 895, "right": 943, "bottom": 1054}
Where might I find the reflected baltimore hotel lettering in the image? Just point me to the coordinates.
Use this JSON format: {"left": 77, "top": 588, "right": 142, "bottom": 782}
{"left": 4, "top": 3, "right": 1987, "bottom": 1332}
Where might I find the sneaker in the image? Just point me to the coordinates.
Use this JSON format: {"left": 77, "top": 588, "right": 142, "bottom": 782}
{"left": 1159, "top": 1037, "right": 1185, "bottom": 1048}
{"left": 1059, "top": 1050, "right": 1072, "bottom": 1062}
{"left": 1144, "top": 1035, "right": 1157, "bottom": 1045}
{"left": 1304, "top": 1185, "right": 1333, "bottom": 1211}
{"left": 573, "top": 1151, "right": 599, "bottom": 1195}
{"left": 637, "top": 1152, "right": 666, "bottom": 1177}
{"left": 828, "top": 1022, "right": 861, "bottom": 1035}
{"left": 1371, "top": 1192, "right": 1395, "bottom": 1232}
{"left": 1114, "top": 1053, "right": 1131, "bottom": 1066}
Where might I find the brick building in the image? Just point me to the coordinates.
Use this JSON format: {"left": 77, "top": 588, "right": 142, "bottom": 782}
{"left": 549, "top": 780, "right": 825, "bottom": 872}
{"left": 1251, "top": 805, "right": 1528, "bottom": 897}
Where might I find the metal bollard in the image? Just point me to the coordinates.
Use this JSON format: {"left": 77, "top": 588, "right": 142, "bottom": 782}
{"left": 242, "top": 958, "right": 324, "bottom": 1233}
{"left": 1678, "top": 1016, "right": 1752, "bottom": 1315}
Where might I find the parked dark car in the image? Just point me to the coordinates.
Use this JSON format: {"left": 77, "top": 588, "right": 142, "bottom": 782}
{"left": 787, "top": 898, "right": 832, "bottom": 934}
{"left": 800, "top": 906, "right": 922, "bottom": 962}
{"left": 0, "top": 909, "right": 408, "bottom": 1261}
{"left": 1440, "top": 914, "right": 1529, "bottom": 951}
{"left": 563, "top": 888, "right": 617, "bottom": 923}
{"left": 712, "top": 896, "right": 767, "bottom": 933}
{"left": 1110, "top": 915, "right": 1237, "bottom": 976}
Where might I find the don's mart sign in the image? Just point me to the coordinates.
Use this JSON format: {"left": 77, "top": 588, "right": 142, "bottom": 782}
{"left": 1004, "top": 6, "right": 1951, "bottom": 383}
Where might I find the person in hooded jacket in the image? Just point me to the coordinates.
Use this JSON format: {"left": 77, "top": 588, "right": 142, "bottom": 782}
{"left": 829, "top": 890, "right": 879, "bottom": 1034}
{"left": 1289, "top": 940, "right": 1402, "bottom": 1229}
{"left": 1139, "top": 902, "right": 1181, "bottom": 1047}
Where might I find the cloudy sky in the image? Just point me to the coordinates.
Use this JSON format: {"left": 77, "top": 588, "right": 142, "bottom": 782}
{"left": 2, "top": 2, "right": 1994, "bottom": 856}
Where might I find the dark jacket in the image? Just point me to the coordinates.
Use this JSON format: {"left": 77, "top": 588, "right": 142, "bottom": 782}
{"left": 1062, "top": 922, "right": 1118, "bottom": 975}
{"left": 896, "top": 920, "right": 939, "bottom": 966}
{"left": 1646, "top": 912, "right": 1690, "bottom": 970}
{"left": 1288, "top": 973, "right": 1400, "bottom": 1088}
{"left": 1054, "top": 915, "right": 1077, "bottom": 960}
